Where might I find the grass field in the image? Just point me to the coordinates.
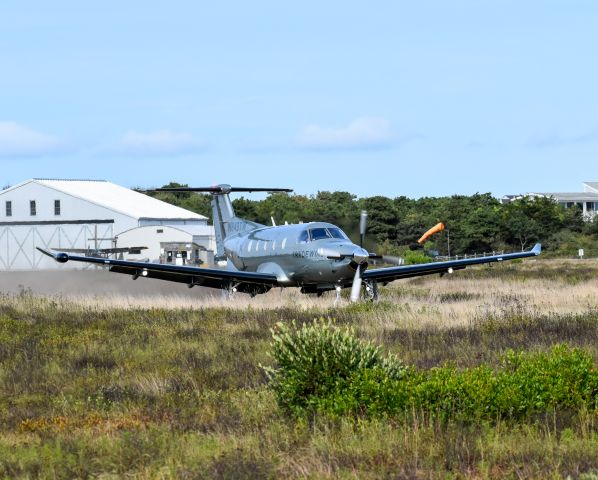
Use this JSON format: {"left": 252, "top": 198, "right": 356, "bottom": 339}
{"left": 1, "top": 258, "right": 598, "bottom": 478}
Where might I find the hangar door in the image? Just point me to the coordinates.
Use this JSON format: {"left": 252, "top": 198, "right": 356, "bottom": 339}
{"left": 0, "top": 220, "right": 114, "bottom": 270}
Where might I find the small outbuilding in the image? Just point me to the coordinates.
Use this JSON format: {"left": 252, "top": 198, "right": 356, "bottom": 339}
{"left": 116, "top": 224, "right": 215, "bottom": 266}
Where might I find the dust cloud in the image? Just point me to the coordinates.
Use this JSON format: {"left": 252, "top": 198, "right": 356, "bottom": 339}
{"left": 0, "top": 269, "right": 216, "bottom": 299}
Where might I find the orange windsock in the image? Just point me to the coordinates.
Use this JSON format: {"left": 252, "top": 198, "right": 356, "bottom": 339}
{"left": 417, "top": 222, "right": 445, "bottom": 244}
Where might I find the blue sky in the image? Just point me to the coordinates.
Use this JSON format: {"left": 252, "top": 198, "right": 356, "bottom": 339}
{"left": 1, "top": 1, "right": 596, "bottom": 198}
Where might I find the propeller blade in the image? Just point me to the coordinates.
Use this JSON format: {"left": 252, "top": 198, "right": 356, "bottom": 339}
{"left": 368, "top": 253, "right": 404, "bottom": 266}
{"left": 359, "top": 210, "right": 368, "bottom": 248}
{"left": 350, "top": 265, "right": 362, "bottom": 302}
{"left": 382, "top": 255, "right": 404, "bottom": 266}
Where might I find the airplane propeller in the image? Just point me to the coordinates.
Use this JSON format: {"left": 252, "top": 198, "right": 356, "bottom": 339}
{"left": 359, "top": 210, "right": 367, "bottom": 248}
{"left": 348, "top": 210, "right": 368, "bottom": 301}
{"left": 359, "top": 209, "right": 404, "bottom": 266}
{"left": 350, "top": 209, "right": 405, "bottom": 302}
{"left": 350, "top": 264, "right": 363, "bottom": 302}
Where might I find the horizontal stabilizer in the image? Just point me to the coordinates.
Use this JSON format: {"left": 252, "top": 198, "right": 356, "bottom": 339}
{"left": 150, "top": 184, "right": 293, "bottom": 194}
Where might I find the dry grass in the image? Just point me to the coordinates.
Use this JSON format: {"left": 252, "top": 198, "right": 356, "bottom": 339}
{"left": 18, "top": 258, "right": 597, "bottom": 325}
{"left": 2, "top": 257, "right": 598, "bottom": 478}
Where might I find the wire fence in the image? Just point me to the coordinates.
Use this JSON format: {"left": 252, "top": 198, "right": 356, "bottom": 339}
{"left": 433, "top": 251, "right": 505, "bottom": 262}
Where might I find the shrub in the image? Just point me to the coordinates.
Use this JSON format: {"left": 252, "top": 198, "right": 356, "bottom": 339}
{"left": 262, "top": 319, "right": 406, "bottom": 414}
{"left": 264, "top": 321, "right": 598, "bottom": 420}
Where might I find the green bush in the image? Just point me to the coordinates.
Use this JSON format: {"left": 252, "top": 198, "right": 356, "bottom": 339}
{"left": 265, "top": 321, "right": 598, "bottom": 420}
{"left": 262, "top": 319, "right": 406, "bottom": 414}
{"left": 403, "top": 250, "right": 433, "bottom": 265}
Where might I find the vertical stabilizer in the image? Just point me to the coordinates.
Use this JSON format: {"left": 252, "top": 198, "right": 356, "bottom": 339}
{"left": 210, "top": 192, "right": 263, "bottom": 261}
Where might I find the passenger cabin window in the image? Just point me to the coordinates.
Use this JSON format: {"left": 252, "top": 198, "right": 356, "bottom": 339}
{"left": 5, "top": 201, "right": 11, "bottom": 217}
{"left": 297, "top": 230, "right": 309, "bottom": 244}
{"left": 54, "top": 199, "right": 61, "bottom": 216}
{"left": 30, "top": 200, "right": 36, "bottom": 216}
{"left": 309, "top": 228, "right": 331, "bottom": 241}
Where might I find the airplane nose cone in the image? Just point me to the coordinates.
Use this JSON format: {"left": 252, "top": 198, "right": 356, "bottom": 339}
{"left": 353, "top": 247, "right": 369, "bottom": 264}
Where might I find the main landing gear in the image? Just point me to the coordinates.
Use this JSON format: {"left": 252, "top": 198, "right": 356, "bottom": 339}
{"left": 221, "top": 282, "right": 240, "bottom": 300}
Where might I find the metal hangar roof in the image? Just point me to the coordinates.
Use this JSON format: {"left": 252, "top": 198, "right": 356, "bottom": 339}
{"left": 1, "top": 179, "right": 207, "bottom": 221}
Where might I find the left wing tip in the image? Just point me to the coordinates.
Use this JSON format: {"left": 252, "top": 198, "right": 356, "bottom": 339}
{"left": 36, "top": 246, "right": 54, "bottom": 257}
{"left": 36, "top": 246, "right": 69, "bottom": 263}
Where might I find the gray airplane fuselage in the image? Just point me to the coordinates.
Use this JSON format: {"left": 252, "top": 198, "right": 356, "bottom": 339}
{"left": 222, "top": 221, "right": 368, "bottom": 292}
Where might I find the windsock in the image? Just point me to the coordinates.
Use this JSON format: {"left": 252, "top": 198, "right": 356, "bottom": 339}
{"left": 417, "top": 222, "right": 445, "bottom": 244}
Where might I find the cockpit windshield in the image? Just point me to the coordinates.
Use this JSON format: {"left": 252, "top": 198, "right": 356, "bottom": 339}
{"left": 304, "top": 227, "right": 349, "bottom": 242}
{"left": 299, "top": 227, "right": 350, "bottom": 243}
{"left": 309, "top": 228, "right": 331, "bottom": 241}
{"left": 328, "top": 227, "right": 348, "bottom": 240}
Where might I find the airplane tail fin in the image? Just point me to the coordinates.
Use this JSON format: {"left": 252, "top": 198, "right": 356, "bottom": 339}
{"left": 210, "top": 193, "right": 262, "bottom": 261}
{"left": 152, "top": 184, "right": 293, "bottom": 261}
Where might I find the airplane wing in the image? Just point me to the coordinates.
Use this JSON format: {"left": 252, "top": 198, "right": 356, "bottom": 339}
{"left": 36, "top": 247, "right": 279, "bottom": 294}
{"left": 97, "top": 247, "right": 148, "bottom": 254}
{"left": 361, "top": 243, "right": 541, "bottom": 283}
{"left": 53, "top": 247, "right": 148, "bottom": 254}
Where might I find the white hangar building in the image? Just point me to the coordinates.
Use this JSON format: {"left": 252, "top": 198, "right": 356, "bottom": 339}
{"left": 0, "top": 179, "right": 214, "bottom": 270}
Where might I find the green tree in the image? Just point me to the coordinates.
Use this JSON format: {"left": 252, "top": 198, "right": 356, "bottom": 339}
{"left": 503, "top": 201, "right": 542, "bottom": 251}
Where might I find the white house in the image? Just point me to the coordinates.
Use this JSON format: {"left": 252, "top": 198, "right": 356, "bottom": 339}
{"left": 502, "top": 181, "right": 598, "bottom": 221}
{"left": 0, "top": 179, "right": 213, "bottom": 270}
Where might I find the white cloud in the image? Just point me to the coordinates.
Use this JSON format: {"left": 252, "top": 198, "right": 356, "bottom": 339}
{"left": 526, "top": 129, "right": 598, "bottom": 149}
{"left": 119, "top": 129, "right": 208, "bottom": 156}
{"left": 0, "top": 121, "right": 63, "bottom": 157}
{"left": 297, "top": 117, "right": 393, "bottom": 151}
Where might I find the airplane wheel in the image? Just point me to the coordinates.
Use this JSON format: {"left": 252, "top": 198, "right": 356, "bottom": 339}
{"left": 365, "top": 281, "right": 379, "bottom": 302}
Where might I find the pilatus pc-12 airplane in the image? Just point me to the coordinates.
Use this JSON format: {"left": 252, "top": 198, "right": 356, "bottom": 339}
{"left": 37, "top": 184, "right": 541, "bottom": 302}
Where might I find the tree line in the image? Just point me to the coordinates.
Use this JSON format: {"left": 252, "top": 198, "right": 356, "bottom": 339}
{"left": 147, "top": 183, "right": 598, "bottom": 257}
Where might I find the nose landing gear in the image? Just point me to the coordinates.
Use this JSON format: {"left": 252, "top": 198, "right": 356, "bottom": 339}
{"left": 334, "top": 285, "right": 342, "bottom": 305}
{"left": 364, "top": 280, "right": 379, "bottom": 302}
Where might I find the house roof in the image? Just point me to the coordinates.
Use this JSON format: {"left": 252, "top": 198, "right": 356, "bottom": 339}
{"left": 584, "top": 182, "right": 598, "bottom": 193}
{"left": 530, "top": 192, "right": 598, "bottom": 201}
{"left": 1, "top": 179, "right": 207, "bottom": 221}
